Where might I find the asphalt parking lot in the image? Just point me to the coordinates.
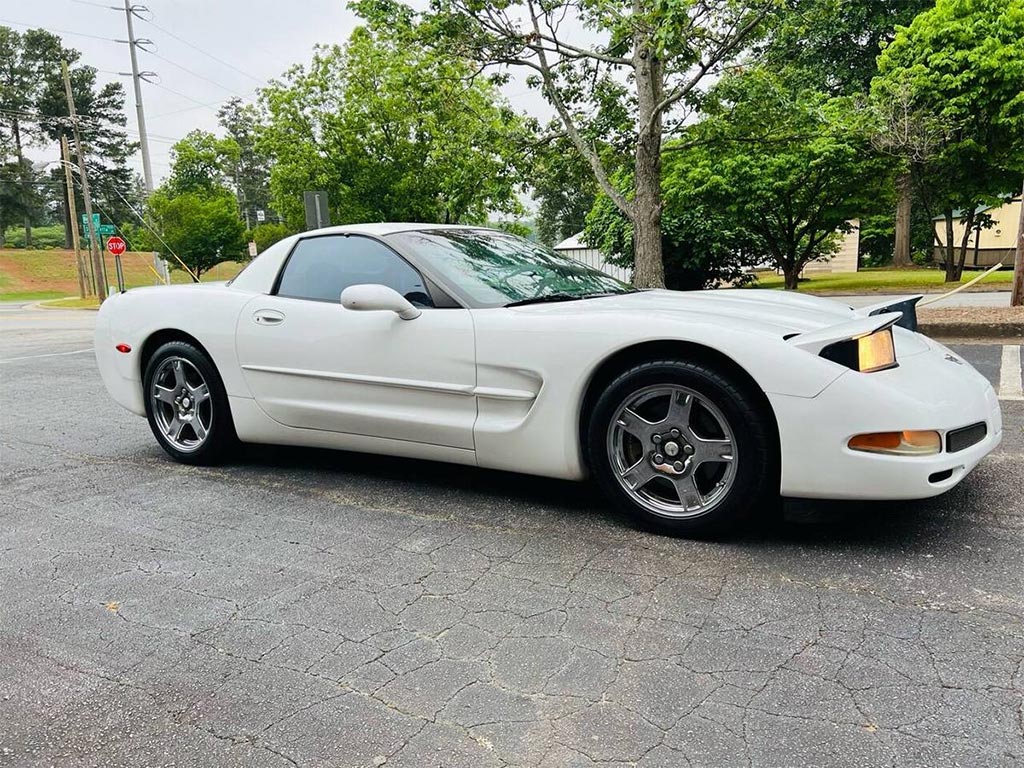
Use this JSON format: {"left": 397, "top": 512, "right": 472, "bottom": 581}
{"left": 2, "top": 302, "right": 1022, "bottom": 768}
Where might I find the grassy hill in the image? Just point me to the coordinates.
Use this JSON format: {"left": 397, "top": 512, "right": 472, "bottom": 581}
{"left": 0, "top": 248, "right": 244, "bottom": 301}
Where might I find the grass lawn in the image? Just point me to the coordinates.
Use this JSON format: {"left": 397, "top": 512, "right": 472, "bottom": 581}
{"left": 0, "top": 248, "right": 244, "bottom": 299}
{"left": 749, "top": 267, "right": 1014, "bottom": 293}
{"left": 39, "top": 296, "right": 102, "bottom": 310}
{"left": 0, "top": 290, "right": 67, "bottom": 302}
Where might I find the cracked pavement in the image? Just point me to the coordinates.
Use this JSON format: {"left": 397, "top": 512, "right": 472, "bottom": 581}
{"left": 1, "top": 302, "right": 1023, "bottom": 767}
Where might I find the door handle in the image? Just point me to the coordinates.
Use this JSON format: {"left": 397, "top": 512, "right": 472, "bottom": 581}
{"left": 253, "top": 309, "right": 285, "bottom": 326}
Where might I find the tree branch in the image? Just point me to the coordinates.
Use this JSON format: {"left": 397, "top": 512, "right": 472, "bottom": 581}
{"left": 525, "top": 0, "right": 633, "bottom": 219}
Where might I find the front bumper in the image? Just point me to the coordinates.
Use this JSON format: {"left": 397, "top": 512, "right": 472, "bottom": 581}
{"left": 771, "top": 340, "right": 1002, "bottom": 500}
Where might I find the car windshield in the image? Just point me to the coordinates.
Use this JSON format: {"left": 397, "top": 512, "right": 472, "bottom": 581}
{"left": 386, "top": 229, "right": 633, "bottom": 307}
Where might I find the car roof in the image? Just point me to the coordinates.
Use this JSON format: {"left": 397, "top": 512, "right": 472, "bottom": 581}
{"left": 305, "top": 222, "right": 494, "bottom": 237}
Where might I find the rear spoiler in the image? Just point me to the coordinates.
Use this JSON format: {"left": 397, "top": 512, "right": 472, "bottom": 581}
{"left": 787, "top": 312, "right": 903, "bottom": 355}
{"left": 852, "top": 295, "right": 923, "bottom": 332}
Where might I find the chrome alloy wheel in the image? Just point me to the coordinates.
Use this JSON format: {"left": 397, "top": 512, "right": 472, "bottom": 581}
{"left": 606, "top": 384, "right": 738, "bottom": 519}
{"left": 150, "top": 356, "right": 213, "bottom": 452}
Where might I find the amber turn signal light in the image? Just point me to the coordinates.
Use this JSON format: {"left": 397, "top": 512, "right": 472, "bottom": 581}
{"left": 856, "top": 328, "right": 896, "bottom": 373}
{"left": 848, "top": 430, "right": 941, "bottom": 456}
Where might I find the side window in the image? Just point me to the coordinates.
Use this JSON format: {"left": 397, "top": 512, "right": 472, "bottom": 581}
{"left": 276, "top": 235, "right": 434, "bottom": 306}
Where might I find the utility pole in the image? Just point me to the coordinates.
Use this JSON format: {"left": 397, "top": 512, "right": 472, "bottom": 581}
{"left": 63, "top": 61, "right": 107, "bottom": 302}
{"left": 60, "top": 135, "right": 89, "bottom": 299}
{"left": 1012, "top": 177, "right": 1024, "bottom": 307}
{"left": 122, "top": 0, "right": 154, "bottom": 193}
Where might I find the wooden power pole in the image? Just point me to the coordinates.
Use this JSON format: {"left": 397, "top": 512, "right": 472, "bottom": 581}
{"left": 62, "top": 61, "right": 107, "bottom": 302}
{"left": 60, "top": 135, "right": 90, "bottom": 299}
{"left": 1012, "top": 178, "right": 1024, "bottom": 308}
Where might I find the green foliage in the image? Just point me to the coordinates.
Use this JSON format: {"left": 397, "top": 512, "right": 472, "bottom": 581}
{"left": 586, "top": 190, "right": 761, "bottom": 290}
{"left": 166, "top": 130, "right": 239, "bottom": 197}
{"left": 249, "top": 222, "right": 292, "bottom": 253}
{"left": 133, "top": 188, "right": 247, "bottom": 279}
{"left": 0, "top": 26, "right": 138, "bottom": 246}
{"left": 218, "top": 97, "right": 274, "bottom": 225}
{"left": 257, "top": 18, "right": 527, "bottom": 230}
{"left": 760, "top": 0, "right": 933, "bottom": 95}
{"left": 873, "top": 0, "right": 1024, "bottom": 278}
{"left": 532, "top": 135, "right": 597, "bottom": 247}
{"left": 673, "top": 68, "right": 892, "bottom": 288}
{"left": 1, "top": 224, "right": 66, "bottom": 249}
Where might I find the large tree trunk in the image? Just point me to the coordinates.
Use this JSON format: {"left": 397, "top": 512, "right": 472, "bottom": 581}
{"left": 943, "top": 209, "right": 957, "bottom": 282}
{"left": 783, "top": 267, "right": 800, "bottom": 290}
{"left": 893, "top": 170, "right": 912, "bottom": 268}
{"left": 630, "top": 32, "right": 665, "bottom": 289}
{"left": 632, "top": 143, "right": 664, "bottom": 289}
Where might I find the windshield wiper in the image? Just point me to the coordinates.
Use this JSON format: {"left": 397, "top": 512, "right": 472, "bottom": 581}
{"left": 505, "top": 290, "right": 637, "bottom": 308}
{"left": 505, "top": 293, "right": 586, "bottom": 307}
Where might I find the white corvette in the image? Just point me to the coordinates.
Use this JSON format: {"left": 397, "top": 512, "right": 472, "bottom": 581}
{"left": 95, "top": 224, "right": 1001, "bottom": 535}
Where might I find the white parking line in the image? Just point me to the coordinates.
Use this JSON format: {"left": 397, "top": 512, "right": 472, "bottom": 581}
{"left": 998, "top": 345, "right": 1023, "bottom": 401}
{"left": 0, "top": 348, "right": 93, "bottom": 364}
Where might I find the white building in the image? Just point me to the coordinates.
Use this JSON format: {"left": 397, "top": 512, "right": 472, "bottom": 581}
{"left": 552, "top": 233, "right": 633, "bottom": 283}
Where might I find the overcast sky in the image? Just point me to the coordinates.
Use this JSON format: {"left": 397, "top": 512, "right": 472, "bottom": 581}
{"left": 5, "top": 0, "right": 545, "bottom": 184}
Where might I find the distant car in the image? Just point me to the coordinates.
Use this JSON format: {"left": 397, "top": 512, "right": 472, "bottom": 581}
{"left": 95, "top": 224, "right": 1001, "bottom": 536}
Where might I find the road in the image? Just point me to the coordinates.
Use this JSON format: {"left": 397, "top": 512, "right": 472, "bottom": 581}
{"left": 2, "top": 302, "right": 1022, "bottom": 768}
{"left": 842, "top": 290, "right": 1011, "bottom": 309}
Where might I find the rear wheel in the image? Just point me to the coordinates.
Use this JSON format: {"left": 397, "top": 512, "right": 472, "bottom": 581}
{"left": 587, "top": 359, "right": 777, "bottom": 537}
{"left": 143, "top": 341, "right": 236, "bottom": 465}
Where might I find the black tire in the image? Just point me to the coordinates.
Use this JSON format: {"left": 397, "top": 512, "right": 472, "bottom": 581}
{"left": 585, "top": 358, "right": 778, "bottom": 538}
{"left": 143, "top": 340, "right": 237, "bottom": 465}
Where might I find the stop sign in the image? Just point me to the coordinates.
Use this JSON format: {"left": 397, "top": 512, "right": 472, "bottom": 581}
{"left": 106, "top": 236, "right": 126, "bottom": 256}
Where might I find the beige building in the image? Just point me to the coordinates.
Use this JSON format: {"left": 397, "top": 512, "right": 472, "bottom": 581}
{"left": 801, "top": 220, "right": 860, "bottom": 274}
{"left": 932, "top": 197, "right": 1021, "bottom": 267}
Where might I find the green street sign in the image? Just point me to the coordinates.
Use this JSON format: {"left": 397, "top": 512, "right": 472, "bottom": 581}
{"left": 98, "top": 224, "right": 116, "bottom": 236}
{"left": 80, "top": 213, "right": 100, "bottom": 231}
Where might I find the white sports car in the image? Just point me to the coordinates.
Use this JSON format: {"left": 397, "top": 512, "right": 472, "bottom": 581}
{"left": 95, "top": 224, "right": 1002, "bottom": 536}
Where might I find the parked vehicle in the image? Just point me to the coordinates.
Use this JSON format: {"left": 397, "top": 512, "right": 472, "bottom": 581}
{"left": 95, "top": 224, "right": 1002, "bottom": 536}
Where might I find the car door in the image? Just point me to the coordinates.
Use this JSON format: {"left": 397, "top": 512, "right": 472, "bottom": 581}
{"left": 235, "top": 234, "right": 477, "bottom": 450}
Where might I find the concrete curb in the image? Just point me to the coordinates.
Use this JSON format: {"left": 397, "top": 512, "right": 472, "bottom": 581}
{"left": 34, "top": 299, "right": 100, "bottom": 311}
{"left": 919, "top": 321, "right": 1024, "bottom": 340}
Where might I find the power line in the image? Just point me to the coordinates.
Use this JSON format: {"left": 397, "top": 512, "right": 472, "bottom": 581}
{"left": 148, "top": 80, "right": 221, "bottom": 108}
{"left": 70, "top": 0, "right": 121, "bottom": 8}
{"left": 137, "top": 15, "right": 265, "bottom": 86}
{"left": 0, "top": 18, "right": 116, "bottom": 42}
{"left": 144, "top": 50, "right": 246, "bottom": 96}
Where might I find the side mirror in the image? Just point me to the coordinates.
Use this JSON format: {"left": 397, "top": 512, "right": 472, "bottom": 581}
{"left": 340, "top": 284, "right": 421, "bottom": 320}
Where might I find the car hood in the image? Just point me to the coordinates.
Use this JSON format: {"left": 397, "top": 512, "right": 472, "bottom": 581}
{"left": 509, "top": 288, "right": 859, "bottom": 336}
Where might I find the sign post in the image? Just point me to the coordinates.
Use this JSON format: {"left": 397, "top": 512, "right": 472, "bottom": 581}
{"left": 106, "top": 235, "right": 127, "bottom": 293}
{"left": 303, "top": 191, "right": 330, "bottom": 230}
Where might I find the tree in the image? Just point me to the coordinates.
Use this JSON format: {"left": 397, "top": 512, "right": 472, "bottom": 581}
{"left": 874, "top": 0, "right": 1024, "bottom": 282}
{"left": 585, "top": 181, "right": 761, "bottom": 290}
{"left": 134, "top": 189, "right": 246, "bottom": 280}
{"left": 677, "top": 68, "right": 890, "bottom": 289}
{"left": 165, "top": 129, "right": 238, "bottom": 196}
{"left": 257, "top": 17, "right": 527, "bottom": 230}
{"left": 760, "top": 0, "right": 933, "bottom": 267}
{"left": 218, "top": 98, "right": 274, "bottom": 228}
{"left": 760, "top": 0, "right": 932, "bottom": 96}
{"left": 32, "top": 42, "right": 138, "bottom": 245}
{"left": 0, "top": 27, "right": 67, "bottom": 245}
{"left": 368, "top": 0, "right": 775, "bottom": 288}
{"left": 131, "top": 133, "right": 247, "bottom": 279}
{"left": 531, "top": 134, "right": 598, "bottom": 247}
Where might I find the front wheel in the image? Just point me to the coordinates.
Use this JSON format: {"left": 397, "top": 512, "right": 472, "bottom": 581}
{"left": 586, "top": 359, "right": 777, "bottom": 537}
{"left": 143, "top": 341, "right": 237, "bottom": 465}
